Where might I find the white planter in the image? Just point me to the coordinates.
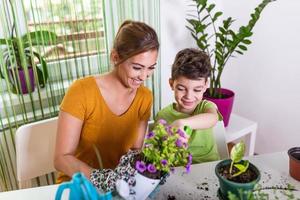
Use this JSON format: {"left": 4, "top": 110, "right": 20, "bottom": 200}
{"left": 128, "top": 171, "right": 160, "bottom": 200}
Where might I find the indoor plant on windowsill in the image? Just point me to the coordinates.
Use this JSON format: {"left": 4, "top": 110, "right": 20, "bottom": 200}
{"left": 0, "top": 22, "right": 58, "bottom": 94}
{"left": 215, "top": 141, "right": 260, "bottom": 200}
{"left": 186, "top": 0, "right": 275, "bottom": 126}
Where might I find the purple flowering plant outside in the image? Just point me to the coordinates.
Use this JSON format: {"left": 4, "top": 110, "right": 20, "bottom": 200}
{"left": 135, "top": 119, "right": 193, "bottom": 176}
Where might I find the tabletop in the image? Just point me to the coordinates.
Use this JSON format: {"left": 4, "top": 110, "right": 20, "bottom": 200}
{"left": 0, "top": 151, "right": 299, "bottom": 200}
{"left": 157, "top": 151, "right": 300, "bottom": 199}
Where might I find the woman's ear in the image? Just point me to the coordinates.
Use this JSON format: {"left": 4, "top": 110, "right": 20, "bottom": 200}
{"left": 169, "top": 78, "right": 174, "bottom": 91}
{"left": 110, "top": 49, "right": 120, "bottom": 65}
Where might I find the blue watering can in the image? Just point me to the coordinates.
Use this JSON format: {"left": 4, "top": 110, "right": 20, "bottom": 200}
{"left": 55, "top": 172, "right": 112, "bottom": 200}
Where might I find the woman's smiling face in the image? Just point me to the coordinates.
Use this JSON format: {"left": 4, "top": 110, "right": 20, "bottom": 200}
{"left": 170, "top": 76, "right": 208, "bottom": 114}
{"left": 115, "top": 50, "right": 158, "bottom": 89}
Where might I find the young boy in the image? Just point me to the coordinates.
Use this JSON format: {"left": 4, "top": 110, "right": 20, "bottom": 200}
{"left": 155, "top": 48, "right": 222, "bottom": 163}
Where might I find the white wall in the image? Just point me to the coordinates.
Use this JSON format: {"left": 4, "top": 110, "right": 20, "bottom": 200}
{"left": 160, "top": 0, "right": 196, "bottom": 107}
{"left": 160, "top": 0, "right": 300, "bottom": 154}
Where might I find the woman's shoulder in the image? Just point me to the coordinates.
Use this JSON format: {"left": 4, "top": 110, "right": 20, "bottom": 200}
{"left": 70, "top": 76, "right": 96, "bottom": 90}
{"left": 137, "top": 85, "right": 152, "bottom": 97}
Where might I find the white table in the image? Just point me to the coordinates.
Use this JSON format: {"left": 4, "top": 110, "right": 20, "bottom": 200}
{"left": 157, "top": 151, "right": 300, "bottom": 199}
{"left": 225, "top": 113, "right": 258, "bottom": 156}
{"left": 0, "top": 152, "right": 299, "bottom": 200}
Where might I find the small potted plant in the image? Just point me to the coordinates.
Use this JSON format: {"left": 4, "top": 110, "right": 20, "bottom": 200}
{"left": 90, "top": 119, "right": 192, "bottom": 200}
{"left": 288, "top": 147, "right": 300, "bottom": 181}
{"left": 126, "top": 119, "right": 192, "bottom": 199}
{"left": 0, "top": 6, "right": 58, "bottom": 94}
{"left": 186, "top": 0, "right": 275, "bottom": 126}
{"left": 215, "top": 141, "right": 260, "bottom": 200}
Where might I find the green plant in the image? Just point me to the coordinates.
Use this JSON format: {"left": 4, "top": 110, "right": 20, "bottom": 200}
{"left": 186, "top": 0, "right": 275, "bottom": 98}
{"left": 229, "top": 141, "right": 249, "bottom": 177}
{"left": 135, "top": 119, "right": 192, "bottom": 175}
{"left": 0, "top": 24, "right": 58, "bottom": 91}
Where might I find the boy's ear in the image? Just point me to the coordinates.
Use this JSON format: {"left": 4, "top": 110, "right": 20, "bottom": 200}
{"left": 169, "top": 78, "right": 174, "bottom": 90}
{"left": 205, "top": 79, "right": 210, "bottom": 88}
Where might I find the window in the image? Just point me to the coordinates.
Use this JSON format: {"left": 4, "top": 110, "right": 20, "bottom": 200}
{"left": 24, "top": 0, "right": 106, "bottom": 61}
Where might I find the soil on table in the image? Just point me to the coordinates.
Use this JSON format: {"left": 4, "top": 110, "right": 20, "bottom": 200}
{"left": 219, "top": 165, "right": 258, "bottom": 183}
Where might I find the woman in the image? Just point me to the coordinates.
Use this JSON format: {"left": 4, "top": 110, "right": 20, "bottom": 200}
{"left": 54, "top": 20, "right": 159, "bottom": 183}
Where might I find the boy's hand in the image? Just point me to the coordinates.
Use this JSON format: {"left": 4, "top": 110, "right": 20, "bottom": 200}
{"left": 171, "top": 119, "right": 190, "bottom": 143}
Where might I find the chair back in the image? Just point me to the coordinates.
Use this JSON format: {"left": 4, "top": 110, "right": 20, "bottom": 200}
{"left": 147, "top": 120, "right": 155, "bottom": 132}
{"left": 15, "top": 117, "right": 58, "bottom": 188}
{"left": 213, "top": 121, "right": 229, "bottom": 159}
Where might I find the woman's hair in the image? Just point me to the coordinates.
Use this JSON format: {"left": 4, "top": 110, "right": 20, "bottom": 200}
{"left": 113, "top": 20, "right": 159, "bottom": 65}
{"left": 171, "top": 48, "right": 211, "bottom": 81}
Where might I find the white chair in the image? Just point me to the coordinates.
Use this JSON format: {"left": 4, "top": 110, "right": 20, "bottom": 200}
{"left": 15, "top": 117, "right": 58, "bottom": 189}
{"left": 213, "top": 121, "right": 229, "bottom": 159}
{"left": 147, "top": 120, "right": 155, "bottom": 132}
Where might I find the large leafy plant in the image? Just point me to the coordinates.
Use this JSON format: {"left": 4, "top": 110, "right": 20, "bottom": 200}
{"left": 0, "top": 24, "right": 58, "bottom": 91}
{"left": 186, "top": 0, "right": 275, "bottom": 98}
{"left": 135, "top": 119, "right": 192, "bottom": 175}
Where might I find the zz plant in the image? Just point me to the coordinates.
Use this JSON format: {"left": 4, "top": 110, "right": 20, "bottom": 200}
{"left": 186, "top": 0, "right": 275, "bottom": 98}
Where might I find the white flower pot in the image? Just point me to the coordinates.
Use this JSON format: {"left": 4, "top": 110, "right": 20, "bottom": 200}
{"left": 129, "top": 171, "right": 160, "bottom": 200}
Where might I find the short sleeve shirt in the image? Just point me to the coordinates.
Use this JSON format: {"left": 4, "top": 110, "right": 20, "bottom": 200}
{"left": 155, "top": 100, "right": 221, "bottom": 163}
{"left": 57, "top": 76, "right": 152, "bottom": 182}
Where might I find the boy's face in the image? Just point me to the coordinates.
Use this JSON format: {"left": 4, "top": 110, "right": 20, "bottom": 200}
{"left": 169, "top": 76, "right": 208, "bottom": 114}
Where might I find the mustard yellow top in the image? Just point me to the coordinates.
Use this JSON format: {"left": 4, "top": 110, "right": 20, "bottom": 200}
{"left": 57, "top": 76, "right": 152, "bottom": 183}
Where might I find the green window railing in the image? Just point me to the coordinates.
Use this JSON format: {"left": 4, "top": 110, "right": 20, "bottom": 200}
{"left": 0, "top": 0, "right": 160, "bottom": 191}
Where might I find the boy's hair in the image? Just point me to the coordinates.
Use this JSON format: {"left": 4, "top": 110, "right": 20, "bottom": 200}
{"left": 171, "top": 48, "right": 211, "bottom": 80}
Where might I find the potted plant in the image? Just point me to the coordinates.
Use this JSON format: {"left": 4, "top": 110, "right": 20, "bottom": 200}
{"left": 215, "top": 141, "right": 260, "bottom": 200}
{"left": 288, "top": 147, "right": 300, "bottom": 181}
{"left": 186, "top": 0, "right": 275, "bottom": 126}
{"left": 0, "top": 22, "right": 58, "bottom": 94}
{"left": 90, "top": 119, "right": 192, "bottom": 200}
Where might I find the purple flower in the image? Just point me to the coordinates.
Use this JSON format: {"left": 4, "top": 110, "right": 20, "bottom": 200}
{"left": 135, "top": 161, "right": 146, "bottom": 173}
{"left": 166, "top": 126, "right": 173, "bottom": 135}
{"left": 188, "top": 154, "right": 192, "bottom": 163}
{"left": 161, "top": 159, "right": 168, "bottom": 166}
{"left": 147, "top": 164, "right": 157, "bottom": 173}
{"left": 177, "top": 129, "right": 186, "bottom": 138}
{"left": 170, "top": 167, "right": 175, "bottom": 174}
{"left": 175, "top": 139, "right": 183, "bottom": 147}
{"left": 183, "top": 142, "right": 188, "bottom": 148}
{"left": 185, "top": 163, "right": 191, "bottom": 173}
{"left": 158, "top": 119, "right": 167, "bottom": 125}
{"left": 146, "top": 131, "right": 155, "bottom": 139}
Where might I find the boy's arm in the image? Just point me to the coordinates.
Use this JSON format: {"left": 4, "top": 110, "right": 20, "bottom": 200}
{"left": 171, "top": 107, "right": 218, "bottom": 130}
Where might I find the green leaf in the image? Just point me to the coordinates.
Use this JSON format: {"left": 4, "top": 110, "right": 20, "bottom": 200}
{"left": 0, "top": 38, "right": 13, "bottom": 46}
{"left": 238, "top": 44, "right": 247, "bottom": 51}
{"left": 207, "top": 4, "right": 215, "bottom": 12}
{"left": 22, "top": 30, "right": 58, "bottom": 48}
{"left": 242, "top": 39, "right": 252, "bottom": 44}
{"left": 212, "top": 12, "right": 222, "bottom": 22}
{"left": 230, "top": 141, "right": 245, "bottom": 163}
{"left": 235, "top": 50, "right": 244, "bottom": 55}
{"left": 30, "top": 51, "right": 49, "bottom": 87}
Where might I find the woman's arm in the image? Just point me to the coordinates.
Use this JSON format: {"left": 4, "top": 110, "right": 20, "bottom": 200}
{"left": 54, "top": 111, "right": 93, "bottom": 178}
{"left": 171, "top": 107, "right": 218, "bottom": 130}
{"left": 132, "top": 120, "right": 148, "bottom": 149}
